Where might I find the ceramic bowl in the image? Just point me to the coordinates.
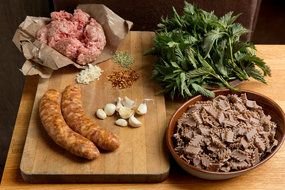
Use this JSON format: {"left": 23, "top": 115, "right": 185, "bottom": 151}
{"left": 166, "top": 89, "right": 285, "bottom": 180}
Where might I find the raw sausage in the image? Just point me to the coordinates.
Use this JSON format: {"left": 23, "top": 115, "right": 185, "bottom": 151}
{"left": 39, "top": 89, "right": 100, "bottom": 160}
{"left": 61, "top": 85, "right": 120, "bottom": 151}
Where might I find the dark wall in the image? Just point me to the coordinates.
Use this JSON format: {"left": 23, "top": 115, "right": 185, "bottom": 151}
{"left": 52, "top": 0, "right": 285, "bottom": 43}
{"left": 53, "top": 0, "right": 261, "bottom": 41}
{"left": 253, "top": 0, "right": 285, "bottom": 44}
{"left": 0, "top": 0, "right": 53, "bottom": 180}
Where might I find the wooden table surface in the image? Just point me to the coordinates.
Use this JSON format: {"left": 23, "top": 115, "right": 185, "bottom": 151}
{"left": 1, "top": 32, "right": 285, "bottom": 189}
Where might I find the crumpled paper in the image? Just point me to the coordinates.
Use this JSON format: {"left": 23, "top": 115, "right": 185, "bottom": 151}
{"left": 12, "top": 4, "right": 133, "bottom": 78}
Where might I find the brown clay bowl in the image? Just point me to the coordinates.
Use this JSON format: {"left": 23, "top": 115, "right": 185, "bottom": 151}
{"left": 166, "top": 89, "right": 285, "bottom": 180}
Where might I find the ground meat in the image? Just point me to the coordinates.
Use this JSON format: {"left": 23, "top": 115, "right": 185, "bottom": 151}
{"left": 37, "top": 9, "right": 106, "bottom": 65}
{"left": 72, "top": 9, "right": 90, "bottom": 29}
{"left": 53, "top": 38, "right": 83, "bottom": 60}
{"left": 51, "top": 10, "right": 72, "bottom": 21}
{"left": 173, "top": 93, "right": 279, "bottom": 172}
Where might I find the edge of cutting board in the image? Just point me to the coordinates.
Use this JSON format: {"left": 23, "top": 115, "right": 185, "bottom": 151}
{"left": 20, "top": 166, "right": 170, "bottom": 183}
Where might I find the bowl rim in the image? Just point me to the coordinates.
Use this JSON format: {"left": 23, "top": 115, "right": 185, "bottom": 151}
{"left": 166, "top": 89, "right": 285, "bottom": 175}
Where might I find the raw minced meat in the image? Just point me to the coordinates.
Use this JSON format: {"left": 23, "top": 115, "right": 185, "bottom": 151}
{"left": 37, "top": 9, "right": 106, "bottom": 65}
{"left": 72, "top": 9, "right": 90, "bottom": 29}
{"left": 53, "top": 38, "right": 83, "bottom": 60}
{"left": 47, "top": 21, "right": 79, "bottom": 47}
{"left": 51, "top": 10, "right": 72, "bottom": 21}
{"left": 84, "top": 18, "right": 106, "bottom": 45}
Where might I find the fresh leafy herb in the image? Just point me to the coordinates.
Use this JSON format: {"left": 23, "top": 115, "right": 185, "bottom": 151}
{"left": 113, "top": 51, "right": 134, "bottom": 68}
{"left": 148, "top": 2, "right": 270, "bottom": 99}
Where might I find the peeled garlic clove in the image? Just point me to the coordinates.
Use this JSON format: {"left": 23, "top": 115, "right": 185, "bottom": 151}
{"left": 115, "top": 119, "right": 128, "bottom": 127}
{"left": 129, "top": 115, "right": 142, "bottom": 128}
{"left": 104, "top": 103, "right": 116, "bottom": 116}
{"left": 116, "top": 97, "right": 123, "bottom": 111}
{"left": 136, "top": 102, "right": 147, "bottom": 115}
{"left": 122, "top": 96, "right": 135, "bottom": 108}
{"left": 118, "top": 106, "right": 134, "bottom": 119}
{"left": 96, "top": 109, "right": 107, "bottom": 120}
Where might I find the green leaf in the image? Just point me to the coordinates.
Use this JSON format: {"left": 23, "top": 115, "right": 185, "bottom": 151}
{"left": 172, "top": 7, "right": 183, "bottom": 27}
{"left": 197, "top": 53, "right": 215, "bottom": 73}
{"left": 220, "top": 12, "right": 241, "bottom": 28}
{"left": 191, "top": 83, "right": 215, "bottom": 97}
{"left": 186, "top": 67, "right": 210, "bottom": 79}
{"left": 229, "top": 60, "right": 248, "bottom": 80}
{"left": 163, "top": 72, "right": 180, "bottom": 80}
{"left": 167, "top": 41, "right": 179, "bottom": 47}
{"left": 211, "top": 73, "right": 238, "bottom": 91}
{"left": 232, "top": 41, "right": 253, "bottom": 54}
{"left": 183, "top": 1, "right": 195, "bottom": 15}
{"left": 203, "top": 29, "right": 225, "bottom": 57}
{"left": 170, "top": 61, "right": 181, "bottom": 68}
{"left": 243, "top": 55, "right": 271, "bottom": 76}
{"left": 230, "top": 23, "right": 248, "bottom": 40}
{"left": 215, "top": 40, "right": 228, "bottom": 77}
{"left": 185, "top": 48, "right": 198, "bottom": 69}
{"left": 245, "top": 67, "right": 267, "bottom": 83}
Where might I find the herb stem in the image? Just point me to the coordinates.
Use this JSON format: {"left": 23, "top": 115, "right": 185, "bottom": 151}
{"left": 210, "top": 73, "right": 237, "bottom": 91}
{"left": 228, "top": 37, "right": 248, "bottom": 80}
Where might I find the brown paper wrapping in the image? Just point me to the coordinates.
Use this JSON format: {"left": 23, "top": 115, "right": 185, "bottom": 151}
{"left": 13, "top": 4, "right": 133, "bottom": 78}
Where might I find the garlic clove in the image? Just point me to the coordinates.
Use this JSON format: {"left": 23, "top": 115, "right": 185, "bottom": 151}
{"left": 136, "top": 102, "right": 147, "bottom": 115}
{"left": 115, "top": 119, "right": 128, "bottom": 127}
{"left": 122, "top": 96, "right": 135, "bottom": 108}
{"left": 104, "top": 103, "right": 116, "bottom": 116}
{"left": 129, "top": 115, "right": 142, "bottom": 128}
{"left": 96, "top": 109, "right": 107, "bottom": 120}
{"left": 116, "top": 97, "right": 123, "bottom": 111}
{"left": 118, "top": 106, "right": 134, "bottom": 119}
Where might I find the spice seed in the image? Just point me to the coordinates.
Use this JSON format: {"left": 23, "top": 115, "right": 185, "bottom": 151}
{"left": 107, "top": 69, "right": 139, "bottom": 89}
{"left": 112, "top": 51, "right": 134, "bottom": 68}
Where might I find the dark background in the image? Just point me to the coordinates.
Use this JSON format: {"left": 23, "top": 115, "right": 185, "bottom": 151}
{"left": 1, "top": 0, "right": 285, "bottom": 180}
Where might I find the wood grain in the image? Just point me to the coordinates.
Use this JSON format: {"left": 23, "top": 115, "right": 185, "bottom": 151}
{"left": 2, "top": 33, "right": 285, "bottom": 189}
{"left": 18, "top": 32, "right": 169, "bottom": 183}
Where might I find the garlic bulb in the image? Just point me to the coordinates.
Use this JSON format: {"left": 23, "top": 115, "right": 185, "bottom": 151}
{"left": 136, "top": 102, "right": 147, "bottom": 115}
{"left": 129, "top": 115, "right": 142, "bottom": 128}
{"left": 122, "top": 96, "right": 135, "bottom": 108}
{"left": 96, "top": 109, "right": 107, "bottom": 120}
{"left": 118, "top": 106, "right": 134, "bottom": 119}
{"left": 104, "top": 103, "right": 116, "bottom": 116}
{"left": 115, "top": 119, "right": 128, "bottom": 127}
{"left": 116, "top": 97, "right": 123, "bottom": 111}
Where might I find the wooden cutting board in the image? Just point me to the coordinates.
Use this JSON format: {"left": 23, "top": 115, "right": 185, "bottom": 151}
{"left": 20, "top": 32, "right": 170, "bottom": 183}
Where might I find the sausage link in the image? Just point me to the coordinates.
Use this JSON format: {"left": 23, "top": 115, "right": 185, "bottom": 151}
{"left": 61, "top": 85, "right": 120, "bottom": 151}
{"left": 39, "top": 89, "right": 100, "bottom": 160}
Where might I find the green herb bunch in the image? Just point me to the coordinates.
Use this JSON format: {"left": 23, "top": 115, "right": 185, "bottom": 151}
{"left": 148, "top": 2, "right": 270, "bottom": 99}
